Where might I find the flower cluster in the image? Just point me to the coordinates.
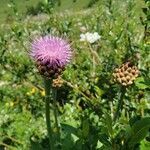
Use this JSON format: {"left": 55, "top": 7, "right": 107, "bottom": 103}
{"left": 80, "top": 32, "right": 101, "bottom": 44}
{"left": 30, "top": 35, "right": 72, "bottom": 78}
{"left": 113, "top": 62, "right": 139, "bottom": 86}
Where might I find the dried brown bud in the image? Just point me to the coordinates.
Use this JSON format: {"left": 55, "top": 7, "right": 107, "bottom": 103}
{"left": 121, "top": 77, "right": 127, "bottom": 82}
{"left": 126, "top": 75, "right": 131, "bottom": 81}
{"left": 128, "top": 81, "right": 133, "bottom": 85}
{"left": 113, "top": 62, "right": 139, "bottom": 86}
{"left": 117, "top": 78, "right": 122, "bottom": 83}
{"left": 119, "top": 72, "right": 124, "bottom": 77}
{"left": 122, "top": 82, "right": 127, "bottom": 86}
{"left": 115, "top": 68, "right": 119, "bottom": 72}
{"left": 52, "top": 76, "right": 64, "bottom": 88}
{"left": 127, "top": 67, "right": 132, "bottom": 73}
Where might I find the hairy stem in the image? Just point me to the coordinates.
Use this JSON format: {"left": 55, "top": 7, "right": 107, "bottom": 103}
{"left": 52, "top": 88, "right": 61, "bottom": 146}
{"left": 44, "top": 78, "right": 53, "bottom": 150}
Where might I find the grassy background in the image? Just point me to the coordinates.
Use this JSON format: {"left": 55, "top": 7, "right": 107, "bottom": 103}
{"left": 55, "top": 0, "right": 91, "bottom": 11}
{"left": 0, "top": 0, "right": 149, "bottom": 149}
{"left": 0, "top": 0, "right": 96, "bottom": 23}
{"left": 0, "top": 0, "right": 42, "bottom": 22}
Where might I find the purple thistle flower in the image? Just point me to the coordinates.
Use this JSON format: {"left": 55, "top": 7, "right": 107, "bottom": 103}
{"left": 30, "top": 35, "right": 72, "bottom": 78}
{"left": 30, "top": 35, "right": 72, "bottom": 68}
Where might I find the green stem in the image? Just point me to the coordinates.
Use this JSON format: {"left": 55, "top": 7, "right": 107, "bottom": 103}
{"left": 88, "top": 43, "right": 100, "bottom": 79}
{"left": 92, "top": 55, "right": 96, "bottom": 78}
{"left": 44, "top": 78, "right": 53, "bottom": 150}
{"left": 88, "top": 43, "right": 101, "bottom": 64}
{"left": 114, "top": 86, "right": 126, "bottom": 122}
{"left": 52, "top": 88, "right": 61, "bottom": 146}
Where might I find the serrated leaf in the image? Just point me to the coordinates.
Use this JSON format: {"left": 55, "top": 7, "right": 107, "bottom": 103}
{"left": 129, "top": 117, "right": 150, "bottom": 146}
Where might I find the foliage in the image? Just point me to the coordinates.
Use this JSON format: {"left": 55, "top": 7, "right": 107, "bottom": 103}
{"left": 0, "top": 0, "right": 150, "bottom": 149}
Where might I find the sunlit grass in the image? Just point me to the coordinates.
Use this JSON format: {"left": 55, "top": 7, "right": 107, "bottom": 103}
{"left": 0, "top": 0, "right": 42, "bottom": 22}
{"left": 0, "top": 0, "right": 99, "bottom": 23}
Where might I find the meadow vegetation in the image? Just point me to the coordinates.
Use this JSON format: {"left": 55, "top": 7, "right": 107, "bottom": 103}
{"left": 0, "top": 0, "right": 150, "bottom": 149}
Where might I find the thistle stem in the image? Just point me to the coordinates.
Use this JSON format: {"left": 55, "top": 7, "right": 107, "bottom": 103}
{"left": 44, "top": 78, "right": 53, "bottom": 150}
{"left": 52, "top": 88, "right": 61, "bottom": 146}
{"left": 114, "top": 86, "right": 126, "bottom": 122}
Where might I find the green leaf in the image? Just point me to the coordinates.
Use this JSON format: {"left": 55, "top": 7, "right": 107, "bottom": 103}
{"left": 82, "top": 119, "right": 89, "bottom": 138}
{"left": 129, "top": 117, "right": 150, "bottom": 146}
{"left": 71, "top": 133, "right": 79, "bottom": 143}
{"left": 96, "top": 140, "right": 103, "bottom": 149}
{"left": 99, "top": 133, "right": 111, "bottom": 147}
{"left": 61, "top": 123, "right": 78, "bottom": 135}
{"left": 30, "top": 141, "right": 43, "bottom": 150}
{"left": 140, "top": 140, "right": 150, "bottom": 150}
{"left": 129, "top": 116, "right": 141, "bottom": 126}
{"left": 94, "top": 86, "right": 104, "bottom": 97}
{"left": 102, "top": 113, "right": 113, "bottom": 137}
{"left": 135, "top": 77, "right": 149, "bottom": 89}
{"left": 61, "top": 124, "right": 78, "bottom": 150}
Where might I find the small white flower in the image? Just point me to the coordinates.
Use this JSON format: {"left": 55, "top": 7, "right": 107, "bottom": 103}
{"left": 80, "top": 33, "right": 86, "bottom": 41}
{"left": 80, "top": 32, "right": 101, "bottom": 44}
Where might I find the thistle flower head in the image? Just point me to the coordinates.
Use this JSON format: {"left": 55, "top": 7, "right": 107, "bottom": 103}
{"left": 30, "top": 35, "right": 72, "bottom": 78}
